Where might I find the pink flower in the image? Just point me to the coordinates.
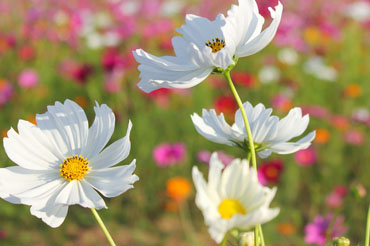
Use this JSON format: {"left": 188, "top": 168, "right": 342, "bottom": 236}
{"left": 104, "top": 69, "right": 124, "bottom": 93}
{"left": 197, "top": 150, "right": 234, "bottom": 167}
{"left": 18, "top": 69, "right": 39, "bottom": 88}
{"left": 330, "top": 115, "right": 349, "bottom": 131}
{"left": 258, "top": 160, "right": 284, "bottom": 186}
{"left": 153, "top": 143, "right": 186, "bottom": 167}
{"left": 147, "top": 88, "right": 172, "bottom": 108}
{"left": 271, "top": 94, "right": 292, "bottom": 113}
{"left": 0, "top": 229, "right": 6, "bottom": 240}
{"left": 301, "top": 105, "right": 329, "bottom": 120}
{"left": 143, "top": 19, "right": 173, "bottom": 38}
{"left": 326, "top": 186, "right": 347, "bottom": 209}
{"left": 304, "top": 214, "right": 348, "bottom": 246}
{"left": 18, "top": 45, "right": 35, "bottom": 61}
{"left": 101, "top": 48, "right": 126, "bottom": 72}
{"left": 294, "top": 147, "right": 317, "bottom": 166}
{"left": 0, "top": 79, "right": 13, "bottom": 105}
{"left": 344, "top": 129, "right": 364, "bottom": 145}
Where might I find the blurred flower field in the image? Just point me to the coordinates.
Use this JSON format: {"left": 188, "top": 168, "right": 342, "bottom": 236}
{"left": 0, "top": 0, "right": 369, "bottom": 245}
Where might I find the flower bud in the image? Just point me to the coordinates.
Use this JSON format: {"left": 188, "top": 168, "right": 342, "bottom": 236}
{"left": 351, "top": 184, "right": 366, "bottom": 199}
{"left": 239, "top": 232, "right": 254, "bottom": 246}
{"left": 332, "top": 237, "right": 350, "bottom": 246}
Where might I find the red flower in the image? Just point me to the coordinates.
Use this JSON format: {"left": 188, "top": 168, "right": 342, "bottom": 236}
{"left": 231, "top": 71, "right": 255, "bottom": 87}
{"left": 258, "top": 160, "right": 284, "bottom": 185}
{"left": 214, "top": 95, "right": 238, "bottom": 119}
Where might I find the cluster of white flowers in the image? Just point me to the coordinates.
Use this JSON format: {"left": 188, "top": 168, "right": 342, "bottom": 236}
{"left": 0, "top": 0, "right": 318, "bottom": 245}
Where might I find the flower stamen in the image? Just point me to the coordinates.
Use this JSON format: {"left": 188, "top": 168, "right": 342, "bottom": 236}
{"left": 218, "top": 199, "right": 246, "bottom": 219}
{"left": 60, "top": 155, "right": 89, "bottom": 181}
{"left": 205, "top": 38, "right": 226, "bottom": 53}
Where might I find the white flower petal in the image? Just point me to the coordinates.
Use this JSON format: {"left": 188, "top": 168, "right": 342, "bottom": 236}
{"left": 235, "top": 2, "right": 283, "bottom": 57}
{"left": 54, "top": 180, "right": 106, "bottom": 209}
{"left": 176, "top": 14, "right": 226, "bottom": 49}
{"left": 85, "top": 160, "right": 139, "bottom": 198}
{"left": 272, "top": 108, "right": 309, "bottom": 142}
{"left": 0, "top": 166, "right": 61, "bottom": 202}
{"left": 36, "top": 100, "right": 89, "bottom": 157}
{"left": 30, "top": 190, "right": 69, "bottom": 228}
{"left": 4, "top": 121, "right": 62, "bottom": 170}
{"left": 192, "top": 166, "right": 219, "bottom": 219}
{"left": 225, "top": 0, "right": 264, "bottom": 51}
{"left": 191, "top": 110, "right": 237, "bottom": 146}
{"left": 81, "top": 102, "right": 115, "bottom": 159}
{"left": 268, "top": 131, "right": 316, "bottom": 154}
{"left": 89, "top": 121, "right": 132, "bottom": 169}
{"left": 134, "top": 47, "right": 213, "bottom": 93}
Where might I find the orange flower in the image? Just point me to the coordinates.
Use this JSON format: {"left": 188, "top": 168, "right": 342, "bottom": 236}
{"left": 314, "top": 128, "right": 330, "bottom": 144}
{"left": 1, "top": 129, "right": 7, "bottom": 138}
{"left": 26, "top": 115, "right": 37, "bottom": 125}
{"left": 166, "top": 177, "right": 191, "bottom": 203}
{"left": 304, "top": 26, "right": 321, "bottom": 46}
{"left": 277, "top": 223, "right": 296, "bottom": 236}
{"left": 74, "top": 96, "right": 89, "bottom": 109}
{"left": 344, "top": 83, "right": 362, "bottom": 98}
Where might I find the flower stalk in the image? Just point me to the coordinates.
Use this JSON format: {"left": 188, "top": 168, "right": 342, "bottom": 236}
{"left": 223, "top": 70, "right": 257, "bottom": 171}
{"left": 224, "top": 70, "right": 263, "bottom": 246}
{"left": 365, "top": 203, "right": 370, "bottom": 246}
{"left": 91, "top": 208, "right": 117, "bottom": 246}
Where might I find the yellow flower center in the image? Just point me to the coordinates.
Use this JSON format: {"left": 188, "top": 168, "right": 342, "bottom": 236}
{"left": 218, "top": 199, "right": 246, "bottom": 219}
{"left": 205, "top": 38, "right": 225, "bottom": 53}
{"left": 60, "top": 155, "right": 89, "bottom": 181}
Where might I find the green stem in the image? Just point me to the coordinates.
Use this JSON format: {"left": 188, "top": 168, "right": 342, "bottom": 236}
{"left": 254, "top": 227, "right": 259, "bottom": 246}
{"left": 365, "top": 203, "right": 370, "bottom": 246}
{"left": 90, "top": 208, "right": 117, "bottom": 246}
{"left": 224, "top": 71, "right": 257, "bottom": 171}
{"left": 221, "top": 236, "right": 227, "bottom": 246}
{"left": 224, "top": 71, "right": 261, "bottom": 246}
{"left": 258, "top": 225, "right": 265, "bottom": 246}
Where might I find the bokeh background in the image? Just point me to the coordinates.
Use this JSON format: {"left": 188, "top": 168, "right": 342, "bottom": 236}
{"left": 0, "top": 0, "right": 369, "bottom": 245}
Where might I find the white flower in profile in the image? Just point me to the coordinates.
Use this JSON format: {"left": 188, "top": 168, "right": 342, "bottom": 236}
{"left": 191, "top": 101, "right": 316, "bottom": 158}
{"left": 192, "top": 153, "right": 279, "bottom": 243}
{"left": 0, "top": 100, "right": 139, "bottom": 227}
{"left": 133, "top": 0, "right": 283, "bottom": 93}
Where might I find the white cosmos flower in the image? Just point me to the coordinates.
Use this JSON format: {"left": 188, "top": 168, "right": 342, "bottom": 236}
{"left": 0, "top": 100, "right": 139, "bottom": 227}
{"left": 191, "top": 101, "right": 316, "bottom": 158}
{"left": 133, "top": 0, "right": 283, "bottom": 93}
{"left": 192, "top": 153, "right": 279, "bottom": 243}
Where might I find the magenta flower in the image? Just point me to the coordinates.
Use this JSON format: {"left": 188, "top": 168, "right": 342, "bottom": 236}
{"left": 294, "top": 147, "right": 317, "bottom": 166}
{"left": 197, "top": 150, "right": 234, "bottom": 167}
{"left": 17, "top": 69, "right": 39, "bottom": 88}
{"left": 304, "top": 214, "right": 348, "bottom": 246}
{"left": 344, "top": 129, "right": 364, "bottom": 145}
{"left": 0, "top": 229, "right": 6, "bottom": 240}
{"left": 257, "top": 160, "right": 284, "bottom": 186}
{"left": 153, "top": 143, "right": 186, "bottom": 167}
{"left": 101, "top": 48, "right": 126, "bottom": 72}
{"left": 271, "top": 94, "right": 292, "bottom": 112}
{"left": 0, "top": 79, "right": 13, "bottom": 105}
{"left": 301, "top": 105, "right": 329, "bottom": 120}
{"left": 326, "top": 186, "right": 347, "bottom": 209}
